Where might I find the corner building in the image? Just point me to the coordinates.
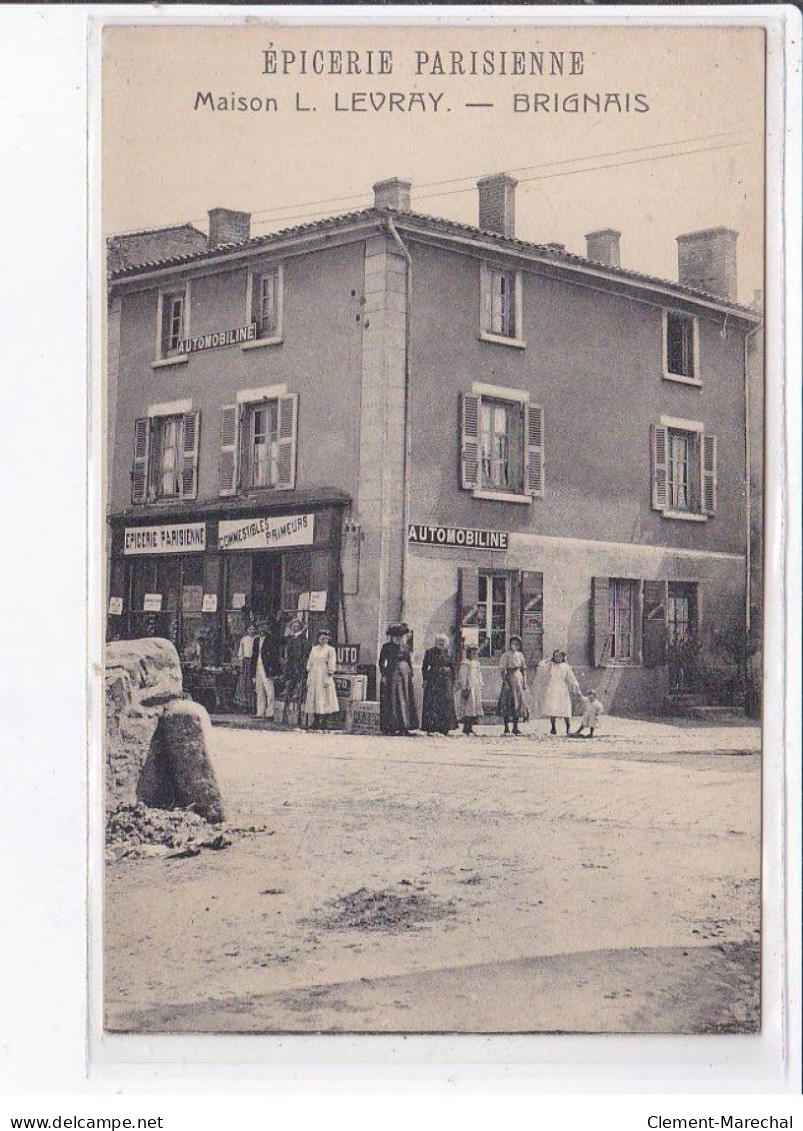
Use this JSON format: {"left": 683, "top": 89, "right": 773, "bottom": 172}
{"left": 106, "top": 177, "right": 759, "bottom": 715}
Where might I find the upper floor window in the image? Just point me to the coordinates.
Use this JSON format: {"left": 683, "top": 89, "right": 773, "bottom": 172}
{"left": 131, "top": 406, "right": 199, "bottom": 504}
{"left": 651, "top": 418, "right": 717, "bottom": 520}
{"left": 480, "top": 264, "right": 524, "bottom": 347}
{"left": 663, "top": 310, "right": 699, "bottom": 385}
{"left": 218, "top": 389, "right": 298, "bottom": 496}
{"left": 246, "top": 265, "right": 283, "bottom": 346}
{"left": 461, "top": 386, "right": 543, "bottom": 502}
{"left": 158, "top": 289, "right": 188, "bottom": 360}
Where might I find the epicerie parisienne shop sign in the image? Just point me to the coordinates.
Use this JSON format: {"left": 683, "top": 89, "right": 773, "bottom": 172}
{"left": 218, "top": 513, "right": 315, "bottom": 551}
{"left": 407, "top": 524, "right": 509, "bottom": 550}
{"left": 123, "top": 523, "right": 207, "bottom": 555}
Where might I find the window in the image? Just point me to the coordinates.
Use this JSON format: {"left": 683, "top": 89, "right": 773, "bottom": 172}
{"left": 651, "top": 421, "right": 717, "bottom": 518}
{"left": 150, "top": 415, "right": 183, "bottom": 499}
{"left": 461, "top": 389, "right": 543, "bottom": 500}
{"left": 131, "top": 409, "right": 200, "bottom": 504}
{"left": 480, "top": 264, "right": 524, "bottom": 345}
{"left": 249, "top": 400, "right": 280, "bottom": 488}
{"left": 218, "top": 391, "right": 298, "bottom": 496}
{"left": 608, "top": 578, "right": 636, "bottom": 661}
{"left": 247, "top": 265, "right": 283, "bottom": 344}
{"left": 664, "top": 311, "right": 698, "bottom": 383}
{"left": 159, "top": 290, "right": 187, "bottom": 358}
{"left": 477, "top": 572, "right": 510, "bottom": 659}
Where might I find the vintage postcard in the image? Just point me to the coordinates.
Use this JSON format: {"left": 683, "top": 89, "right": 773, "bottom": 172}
{"left": 100, "top": 17, "right": 767, "bottom": 1036}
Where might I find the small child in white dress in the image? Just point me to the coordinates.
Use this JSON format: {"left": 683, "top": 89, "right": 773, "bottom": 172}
{"left": 573, "top": 689, "right": 604, "bottom": 738}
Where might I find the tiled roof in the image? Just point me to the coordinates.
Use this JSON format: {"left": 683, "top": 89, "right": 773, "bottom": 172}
{"left": 107, "top": 207, "right": 759, "bottom": 319}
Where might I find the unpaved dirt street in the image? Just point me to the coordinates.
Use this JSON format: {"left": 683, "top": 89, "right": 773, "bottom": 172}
{"left": 105, "top": 717, "right": 761, "bottom": 1033}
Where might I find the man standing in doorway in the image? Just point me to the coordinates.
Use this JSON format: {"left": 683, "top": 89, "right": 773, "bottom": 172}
{"left": 251, "top": 618, "right": 281, "bottom": 719}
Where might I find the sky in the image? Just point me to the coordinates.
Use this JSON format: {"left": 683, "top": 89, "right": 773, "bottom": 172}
{"left": 103, "top": 23, "right": 765, "bottom": 304}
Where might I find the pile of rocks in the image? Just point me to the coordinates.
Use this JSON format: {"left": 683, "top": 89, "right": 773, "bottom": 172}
{"left": 106, "top": 802, "right": 212, "bottom": 861}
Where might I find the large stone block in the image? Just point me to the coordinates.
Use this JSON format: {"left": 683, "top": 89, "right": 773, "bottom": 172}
{"left": 159, "top": 700, "right": 224, "bottom": 824}
{"left": 106, "top": 638, "right": 183, "bottom": 708}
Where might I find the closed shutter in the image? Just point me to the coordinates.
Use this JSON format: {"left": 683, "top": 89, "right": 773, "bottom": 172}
{"left": 701, "top": 434, "right": 717, "bottom": 515}
{"left": 276, "top": 393, "right": 299, "bottom": 490}
{"left": 519, "top": 570, "right": 544, "bottom": 665}
{"left": 180, "top": 410, "right": 200, "bottom": 499}
{"left": 651, "top": 424, "right": 669, "bottom": 511}
{"left": 218, "top": 405, "right": 238, "bottom": 496}
{"left": 457, "top": 567, "right": 480, "bottom": 656}
{"left": 460, "top": 393, "right": 481, "bottom": 490}
{"left": 131, "top": 418, "right": 150, "bottom": 504}
{"left": 642, "top": 580, "right": 668, "bottom": 668}
{"left": 524, "top": 404, "right": 545, "bottom": 497}
{"left": 591, "top": 576, "right": 610, "bottom": 666}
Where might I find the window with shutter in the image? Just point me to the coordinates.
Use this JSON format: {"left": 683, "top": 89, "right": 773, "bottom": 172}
{"left": 591, "top": 576, "right": 610, "bottom": 666}
{"left": 479, "top": 264, "right": 524, "bottom": 344}
{"left": 218, "top": 405, "right": 238, "bottom": 496}
{"left": 701, "top": 434, "right": 717, "bottom": 514}
{"left": 181, "top": 411, "right": 200, "bottom": 500}
{"left": 457, "top": 566, "right": 480, "bottom": 656}
{"left": 131, "top": 418, "right": 150, "bottom": 504}
{"left": 524, "top": 404, "right": 544, "bottom": 497}
{"left": 651, "top": 424, "right": 669, "bottom": 511}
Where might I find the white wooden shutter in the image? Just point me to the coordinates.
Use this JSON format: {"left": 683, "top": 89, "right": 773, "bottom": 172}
{"left": 460, "top": 393, "right": 481, "bottom": 490}
{"left": 131, "top": 418, "right": 150, "bottom": 504}
{"left": 218, "top": 405, "right": 238, "bottom": 496}
{"left": 180, "top": 410, "right": 200, "bottom": 499}
{"left": 701, "top": 433, "right": 717, "bottom": 515}
{"left": 651, "top": 424, "right": 669, "bottom": 511}
{"left": 276, "top": 393, "right": 298, "bottom": 490}
{"left": 591, "top": 576, "right": 610, "bottom": 666}
{"left": 524, "top": 403, "right": 545, "bottom": 497}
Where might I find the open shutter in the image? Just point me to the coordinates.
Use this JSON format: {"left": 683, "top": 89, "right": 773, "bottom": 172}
{"left": 131, "top": 418, "right": 150, "bottom": 504}
{"left": 180, "top": 411, "right": 200, "bottom": 500}
{"left": 642, "top": 580, "right": 668, "bottom": 668}
{"left": 276, "top": 393, "right": 298, "bottom": 490}
{"left": 218, "top": 405, "right": 238, "bottom": 497}
{"left": 591, "top": 576, "right": 610, "bottom": 666}
{"left": 701, "top": 434, "right": 717, "bottom": 515}
{"left": 524, "top": 404, "right": 545, "bottom": 497}
{"left": 651, "top": 424, "right": 669, "bottom": 511}
{"left": 460, "top": 393, "right": 481, "bottom": 490}
{"left": 519, "top": 570, "right": 544, "bottom": 666}
{"left": 457, "top": 567, "right": 480, "bottom": 658}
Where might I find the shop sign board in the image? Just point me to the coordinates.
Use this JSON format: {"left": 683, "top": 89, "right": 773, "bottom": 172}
{"left": 218, "top": 513, "right": 315, "bottom": 552}
{"left": 335, "top": 644, "right": 360, "bottom": 666}
{"left": 124, "top": 523, "right": 206, "bottom": 556}
{"left": 108, "top": 597, "right": 123, "bottom": 616}
{"left": 334, "top": 673, "right": 367, "bottom": 702}
{"left": 177, "top": 323, "right": 257, "bottom": 355}
{"left": 407, "top": 524, "right": 509, "bottom": 550}
{"left": 349, "top": 701, "right": 381, "bottom": 734}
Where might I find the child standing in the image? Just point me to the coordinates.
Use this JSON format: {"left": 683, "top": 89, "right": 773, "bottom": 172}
{"left": 573, "top": 689, "right": 604, "bottom": 737}
{"left": 459, "top": 645, "right": 483, "bottom": 735}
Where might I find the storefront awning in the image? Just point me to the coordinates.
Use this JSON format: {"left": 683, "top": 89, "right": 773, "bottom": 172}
{"left": 108, "top": 486, "right": 351, "bottom": 526}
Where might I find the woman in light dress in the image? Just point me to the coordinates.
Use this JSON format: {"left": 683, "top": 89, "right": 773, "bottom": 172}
{"left": 539, "top": 649, "right": 581, "bottom": 736}
{"left": 458, "top": 645, "right": 483, "bottom": 736}
{"left": 305, "top": 628, "right": 339, "bottom": 730}
{"left": 498, "top": 635, "right": 527, "bottom": 736}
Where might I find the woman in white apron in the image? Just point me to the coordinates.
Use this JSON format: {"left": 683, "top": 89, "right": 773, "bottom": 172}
{"left": 305, "top": 629, "right": 339, "bottom": 730}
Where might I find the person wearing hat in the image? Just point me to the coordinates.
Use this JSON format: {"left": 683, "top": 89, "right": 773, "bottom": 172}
{"left": 283, "top": 617, "right": 310, "bottom": 727}
{"left": 538, "top": 648, "right": 581, "bottom": 736}
{"left": 250, "top": 618, "right": 282, "bottom": 719}
{"left": 421, "top": 633, "right": 458, "bottom": 736}
{"left": 378, "top": 624, "right": 418, "bottom": 736}
{"left": 305, "top": 628, "right": 339, "bottom": 729}
{"left": 497, "top": 635, "right": 528, "bottom": 736}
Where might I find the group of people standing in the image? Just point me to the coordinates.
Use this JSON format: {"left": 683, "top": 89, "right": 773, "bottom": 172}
{"left": 379, "top": 627, "right": 604, "bottom": 739}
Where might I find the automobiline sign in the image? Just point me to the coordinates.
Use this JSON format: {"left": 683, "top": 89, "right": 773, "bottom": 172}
{"left": 177, "top": 323, "right": 257, "bottom": 355}
{"left": 407, "top": 524, "right": 509, "bottom": 550}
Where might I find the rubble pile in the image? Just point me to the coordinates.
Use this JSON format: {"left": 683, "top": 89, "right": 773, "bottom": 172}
{"left": 313, "top": 885, "right": 456, "bottom": 933}
{"left": 106, "top": 802, "right": 211, "bottom": 859}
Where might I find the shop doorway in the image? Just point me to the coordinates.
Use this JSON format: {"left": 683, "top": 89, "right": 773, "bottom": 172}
{"left": 251, "top": 553, "right": 282, "bottom": 624}
{"left": 667, "top": 581, "right": 699, "bottom": 693}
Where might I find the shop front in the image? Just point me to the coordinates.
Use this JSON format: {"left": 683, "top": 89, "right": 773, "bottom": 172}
{"left": 107, "top": 495, "right": 347, "bottom": 711}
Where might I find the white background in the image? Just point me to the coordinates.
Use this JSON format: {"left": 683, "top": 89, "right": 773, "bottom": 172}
{"left": 0, "top": 3, "right": 800, "bottom": 1114}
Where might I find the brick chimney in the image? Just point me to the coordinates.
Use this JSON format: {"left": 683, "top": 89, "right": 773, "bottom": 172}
{"left": 373, "top": 178, "right": 412, "bottom": 211}
{"left": 676, "top": 228, "right": 738, "bottom": 300}
{"left": 207, "top": 208, "right": 251, "bottom": 247}
{"left": 477, "top": 173, "right": 517, "bottom": 237}
{"left": 585, "top": 229, "right": 621, "bottom": 267}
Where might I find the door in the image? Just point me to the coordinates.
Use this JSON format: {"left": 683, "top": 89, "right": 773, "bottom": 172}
{"left": 251, "top": 553, "right": 282, "bottom": 624}
{"left": 667, "top": 582, "right": 699, "bottom": 692}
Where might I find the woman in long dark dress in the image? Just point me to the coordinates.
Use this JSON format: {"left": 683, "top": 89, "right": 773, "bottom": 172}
{"left": 379, "top": 625, "right": 418, "bottom": 735}
{"left": 378, "top": 627, "right": 398, "bottom": 735}
{"left": 421, "top": 634, "right": 458, "bottom": 735}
